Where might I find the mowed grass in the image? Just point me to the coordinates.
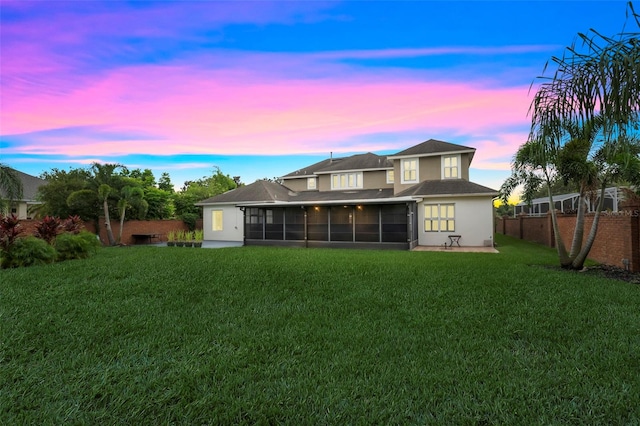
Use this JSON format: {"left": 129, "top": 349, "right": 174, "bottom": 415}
{"left": 1, "top": 234, "right": 639, "bottom": 424}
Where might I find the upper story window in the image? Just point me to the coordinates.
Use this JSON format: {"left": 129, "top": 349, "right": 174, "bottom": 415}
{"left": 401, "top": 158, "right": 418, "bottom": 183}
{"left": 331, "top": 172, "right": 363, "bottom": 190}
{"left": 443, "top": 155, "right": 460, "bottom": 179}
{"left": 307, "top": 177, "right": 317, "bottom": 190}
{"left": 386, "top": 169, "right": 395, "bottom": 184}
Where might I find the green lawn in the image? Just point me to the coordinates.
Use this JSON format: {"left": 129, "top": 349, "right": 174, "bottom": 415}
{"left": 2, "top": 234, "right": 639, "bottom": 424}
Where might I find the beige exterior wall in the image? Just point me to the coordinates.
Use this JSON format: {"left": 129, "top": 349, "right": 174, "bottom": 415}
{"left": 5, "top": 201, "right": 36, "bottom": 220}
{"left": 461, "top": 153, "right": 471, "bottom": 181}
{"left": 283, "top": 178, "right": 309, "bottom": 192}
{"left": 318, "top": 175, "right": 332, "bottom": 191}
{"left": 363, "top": 170, "right": 393, "bottom": 190}
{"left": 202, "top": 204, "right": 244, "bottom": 241}
{"left": 420, "top": 156, "right": 441, "bottom": 181}
{"left": 417, "top": 196, "right": 494, "bottom": 247}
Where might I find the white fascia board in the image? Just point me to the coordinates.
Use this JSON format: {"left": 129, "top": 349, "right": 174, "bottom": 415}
{"left": 237, "top": 196, "right": 415, "bottom": 207}
{"left": 280, "top": 174, "right": 316, "bottom": 180}
{"left": 418, "top": 192, "right": 498, "bottom": 199}
{"left": 387, "top": 149, "right": 476, "bottom": 161}
{"left": 195, "top": 201, "right": 238, "bottom": 207}
{"left": 314, "top": 167, "right": 391, "bottom": 175}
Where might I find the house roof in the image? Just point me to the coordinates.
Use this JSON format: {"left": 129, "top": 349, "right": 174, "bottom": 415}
{"left": 395, "top": 180, "right": 498, "bottom": 198}
{"left": 313, "top": 152, "right": 392, "bottom": 173}
{"left": 282, "top": 139, "right": 475, "bottom": 179}
{"left": 196, "top": 180, "right": 292, "bottom": 205}
{"left": 281, "top": 158, "right": 338, "bottom": 178}
{"left": 197, "top": 180, "right": 402, "bottom": 206}
{"left": 388, "top": 139, "right": 475, "bottom": 159}
{"left": 0, "top": 168, "right": 48, "bottom": 202}
{"left": 281, "top": 152, "right": 391, "bottom": 179}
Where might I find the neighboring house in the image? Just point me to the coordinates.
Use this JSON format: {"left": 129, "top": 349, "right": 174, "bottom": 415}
{"left": 0, "top": 169, "right": 47, "bottom": 219}
{"left": 197, "top": 139, "right": 498, "bottom": 249}
{"left": 513, "top": 186, "right": 625, "bottom": 216}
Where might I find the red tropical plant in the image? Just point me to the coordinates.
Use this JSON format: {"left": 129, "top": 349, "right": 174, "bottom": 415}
{"left": 0, "top": 213, "right": 23, "bottom": 251}
{"left": 61, "top": 215, "right": 83, "bottom": 234}
{"left": 34, "top": 216, "right": 62, "bottom": 244}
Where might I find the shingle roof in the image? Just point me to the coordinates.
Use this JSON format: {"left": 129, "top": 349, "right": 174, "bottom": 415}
{"left": 281, "top": 158, "right": 339, "bottom": 178}
{"left": 0, "top": 169, "right": 48, "bottom": 201}
{"left": 395, "top": 180, "right": 498, "bottom": 197}
{"left": 390, "top": 139, "right": 475, "bottom": 158}
{"left": 196, "top": 180, "right": 293, "bottom": 205}
{"left": 314, "top": 153, "right": 392, "bottom": 173}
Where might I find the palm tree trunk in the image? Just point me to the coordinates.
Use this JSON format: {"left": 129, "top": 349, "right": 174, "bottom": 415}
{"left": 571, "top": 184, "right": 607, "bottom": 270}
{"left": 118, "top": 208, "right": 126, "bottom": 245}
{"left": 568, "top": 189, "right": 586, "bottom": 261}
{"left": 103, "top": 199, "right": 116, "bottom": 246}
{"left": 547, "top": 188, "right": 571, "bottom": 267}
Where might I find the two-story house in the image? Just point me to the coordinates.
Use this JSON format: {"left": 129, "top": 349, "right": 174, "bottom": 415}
{"left": 196, "top": 139, "right": 498, "bottom": 249}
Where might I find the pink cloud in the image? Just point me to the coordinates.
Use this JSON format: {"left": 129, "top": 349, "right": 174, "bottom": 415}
{"left": 2, "top": 54, "right": 533, "bottom": 159}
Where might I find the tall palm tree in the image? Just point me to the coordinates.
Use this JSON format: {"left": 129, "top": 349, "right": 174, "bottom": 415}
{"left": 503, "top": 3, "right": 640, "bottom": 270}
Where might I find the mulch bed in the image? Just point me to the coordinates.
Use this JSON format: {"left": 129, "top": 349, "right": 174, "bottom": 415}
{"left": 582, "top": 265, "right": 640, "bottom": 284}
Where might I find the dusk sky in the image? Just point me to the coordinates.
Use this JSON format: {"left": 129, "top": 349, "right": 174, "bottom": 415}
{"left": 0, "top": 1, "right": 633, "bottom": 191}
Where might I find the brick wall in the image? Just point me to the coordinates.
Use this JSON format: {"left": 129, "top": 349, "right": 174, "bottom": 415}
{"left": 521, "top": 215, "right": 552, "bottom": 246}
{"left": 496, "top": 212, "right": 640, "bottom": 272}
{"left": 93, "top": 219, "right": 192, "bottom": 245}
{"left": 9, "top": 218, "right": 199, "bottom": 246}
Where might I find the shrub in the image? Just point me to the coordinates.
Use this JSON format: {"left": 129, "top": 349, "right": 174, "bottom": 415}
{"left": 180, "top": 212, "right": 198, "bottom": 231}
{"left": 61, "top": 215, "right": 83, "bottom": 234}
{"left": 2, "top": 236, "right": 57, "bottom": 269}
{"left": 0, "top": 213, "right": 23, "bottom": 252}
{"left": 55, "top": 231, "right": 101, "bottom": 261}
{"left": 34, "top": 216, "right": 62, "bottom": 244}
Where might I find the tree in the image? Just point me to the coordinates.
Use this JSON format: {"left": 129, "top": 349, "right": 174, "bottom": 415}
{"left": 117, "top": 185, "right": 147, "bottom": 244}
{"left": 158, "top": 172, "right": 174, "bottom": 192}
{"left": 144, "top": 187, "right": 174, "bottom": 219}
{"left": 85, "top": 163, "right": 126, "bottom": 246}
{"left": 0, "top": 164, "right": 23, "bottom": 213}
{"left": 501, "top": 3, "right": 640, "bottom": 270}
{"left": 38, "top": 168, "right": 93, "bottom": 218}
{"left": 174, "top": 167, "right": 237, "bottom": 218}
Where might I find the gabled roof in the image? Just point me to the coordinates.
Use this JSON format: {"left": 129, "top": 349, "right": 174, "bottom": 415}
{"left": 282, "top": 139, "right": 475, "bottom": 179}
{"left": 388, "top": 139, "right": 475, "bottom": 159}
{"left": 0, "top": 168, "right": 48, "bottom": 202}
{"left": 395, "top": 180, "right": 498, "bottom": 198}
{"left": 196, "top": 180, "right": 292, "bottom": 205}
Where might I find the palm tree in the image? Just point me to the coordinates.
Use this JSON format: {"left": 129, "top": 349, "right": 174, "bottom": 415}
{"left": 502, "top": 3, "right": 640, "bottom": 270}
{"left": 90, "top": 163, "right": 125, "bottom": 246}
{"left": 117, "top": 185, "right": 146, "bottom": 244}
{"left": 0, "top": 164, "right": 23, "bottom": 214}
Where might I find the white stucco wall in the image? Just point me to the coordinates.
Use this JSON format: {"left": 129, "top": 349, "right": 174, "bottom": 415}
{"left": 417, "top": 196, "right": 494, "bottom": 247}
{"left": 202, "top": 205, "right": 244, "bottom": 242}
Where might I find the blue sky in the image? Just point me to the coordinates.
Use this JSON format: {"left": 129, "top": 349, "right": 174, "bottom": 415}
{"left": 0, "top": 0, "right": 633, "bottom": 191}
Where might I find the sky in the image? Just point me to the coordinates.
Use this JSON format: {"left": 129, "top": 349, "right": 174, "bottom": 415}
{"left": 0, "top": 0, "right": 634, "bottom": 192}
